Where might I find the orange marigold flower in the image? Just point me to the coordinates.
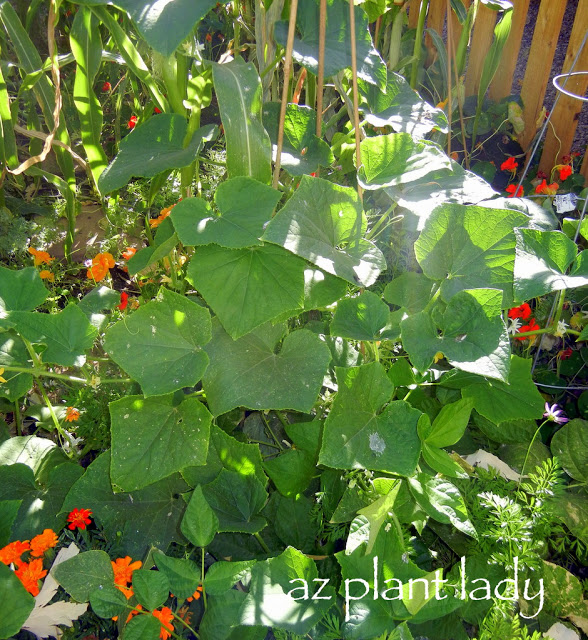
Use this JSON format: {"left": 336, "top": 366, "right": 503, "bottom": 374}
{"left": 28, "top": 247, "right": 54, "bottom": 266}
{"left": 152, "top": 607, "right": 175, "bottom": 640}
{"left": 500, "top": 157, "right": 518, "bottom": 172}
{"left": 39, "top": 270, "right": 55, "bottom": 282}
{"left": 505, "top": 184, "right": 523, "bottom": 198}
{"left": 112, "top": 556, "right": 142, "bottom": 587}
{"left": 114, "top": 603, "right": 143, "bottom": 623}
{"left": 122, "top": 247, "right": 137, "bottom": 260}
{"left": 535, "top": 179, "right": 559, "bottom": 195}
{"left": 0, "top": 540, "right": 30, "bottom": 566}
{"left": 30, "top": 529, "right": 58, "bottom": 557}
{"left": 558, "top": 164, "right": 573, "bottom": 181}
{"left": 15, "top": 559, "right": 47, "bottom": 596}
{"left": 114, "top": 584, "right": 135, "bottom": 599}
{"left": 87, "top": 252, "right": 115, "bottom": 281}
{"left": 65, "top": 407, "right": 80, "bottom": 422}
{"left": 66, "top": 508, "right": 92, "bottom": 530}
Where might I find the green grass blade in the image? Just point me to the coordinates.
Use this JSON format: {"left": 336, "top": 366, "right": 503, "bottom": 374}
{"left": 70, "top": 6, "right": 108, "bottom": 192}
{"left": 0, "top": 49, "right": 18, "bottom": 168}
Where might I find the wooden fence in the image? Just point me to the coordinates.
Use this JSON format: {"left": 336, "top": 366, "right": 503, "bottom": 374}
{"left": 408, "top": 0, "right": 588, "bottom": 181}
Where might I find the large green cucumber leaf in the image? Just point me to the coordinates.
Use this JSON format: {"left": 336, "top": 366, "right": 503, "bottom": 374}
{"left": 212, "top": 58, "right": 271, "bottom": 184}
{"left": 319, "top": 363, "right": 422, "bottom": 475}
{"left": 186, "top": 244, "right": 306, "bottom": 339}
{"left": 414, "top": 204, "right": 527, "bottom": 307}
{"left": 202, "top": 320, "right": 331, "bottom": 416}
{"left": 6, "top": 304, "right": 97, "bottom": 367}
{"left": 262, "top": 175, "right": 385, "bottom": 287}
{"left": 550, "top": 419, "right": 588, "bottom": 482}
{"left": 513, "top": 228, "right": 588, "bottom": 301}
{"left": 459, "top": 355, "right": 545, "bottom": 423}
{"left": 262, "top": 103, "right": 333, "bottom": 176}
{"left": 360, "top": 72, "right": 448, "bottom": 138}
{"left": 200, "top": 590, "right": 266, "bottom": 640}
{"left": 383, "top": 272, "right": 437, "bottom": 314}
{"left": 98, "top": 115, "right": 216, "bottom": 193}
{"left": 110, "top": 394, "right": 212, "bottom": 492}
{"left": 202, "top": 469, "right": 267, "bottom": 534}
{"left": 170, "top": 177, "right": 281, "bottom": 248}
{"left": 240, "top": 547, "right": 335, "bottom": 633}
{"left": 330, "top": 291, "right": 390, "bottom": 341}
{"left": 274, "top": 0, "right": 385, "bottom": 87}
{"left": 0, "top": 331, "right": 33, "bottom": 400}
{"left": 73, "top": 0, "right": 219, "bottom": 57}
{"left": 126, "top": 217, "right": 178, "bottom": 276}
{"left": 103, "top": 288, "right": 211, "bottom": 396}
{"left": 0, "top": 265, "right": 47, "bottom": 312}
{"left": 62, "top": 452, "right": 189, "bottom": 557}
{"left": 401, "top": 289, "right": 510, "bottom": 380}
{"left": 357, "top": 133, "right": 451, "bottom": 190}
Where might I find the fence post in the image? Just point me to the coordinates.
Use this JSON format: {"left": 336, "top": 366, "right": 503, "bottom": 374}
{"left": 488, "top": 0, "right": 531, "bottom": 102}
{"left": 538, "top": 0, "right": 588, "bottom": 175}
{"left": 464, "top": 3, "right": 497, "bottom": 97}
{"left": 518, "top": 0, "right": 568, "bottom": 151}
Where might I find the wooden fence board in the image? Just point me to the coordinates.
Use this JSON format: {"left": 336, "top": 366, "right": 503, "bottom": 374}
{"left": 464, "top": 4, "right": 497, "bottom": 97}
{"left": 425, "top": 0, "right": 446, "bottom": 65}
{"left": 408, "top": 0, "right": 420, "bottom": 29}
{"left": 538, "top": 0, "right": 588, "bottom": 173}
{"left": 449, "top": 0, "right": 470, "bottom": 48}
{"left": 488, "top": 0, "right": 531, "bottom": 101}
{"left": 518, "top": 0, "right": 568, "bottom": 150}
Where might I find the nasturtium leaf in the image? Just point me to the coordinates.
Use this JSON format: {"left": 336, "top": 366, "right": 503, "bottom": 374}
{"left": 201, "top": 590, "right": 266, "bottom": 640}
{"left": 401, "top": 289, "right": 511, "bottom": 380}
{"left": 72, "top": 0, "right": 218, "bottom": 57}
{"left": 171, "top": 177, "right": 281, "bottom": 248}
{"left": 513, "top": 228, "right": 588, "bottom": 301}
{"left": 0, "top": 265, "right": 47, "bottom": 312}
{"left": 203, "top": 320, "right": 331, "bottom": 416}
{"left": 319, "top": 363, "right": 422, "bottom": 475}
{"left": 460, "top": 355, "right": 544, "bottom": 423}
{"left": 357, "top": 133, "right": 451, "bottom": 190}
{"left": 275, "top": 0, "right": 385, "bottom": 86}
{"left": 212, "top": 58, "right": 271, "bottom": 184}
{"left": 0, "top": 331, "right": 33, "bottom": 400}
{"left": 383, "top": 272, "right": 437, "bottom": 313}
{"left": 103, "top": 288, "right": 211, "bottom": 397}
{"left": 62, "top": 452, "right": 189, "bottom": 557}
{"left": 53, "top": 550, "right": 114, "bottom": 602}
{"left": 414, "top": 204, "right": 527, "bottom": 307}
{"left": 98, "top": 115, "right": 216, "bottom": 193}
{"left": 122, "top": 611, "right": 161, "bottom": 640}
{"left": 132, "top": 570, "right": 170, "bottom": 611}
{"left": 204, "top": 560, "right": 256, "bottom": 596}
{"left": 385, "top": 162, "right": 497, "bottom": 232}
{"left": 420, "top": 398, "right": 475, "bottom": 448}
{"left": 262, "top": 103, "right": 333, "bottom": 175}
{"left": 182, "top": 424, "right": 267, "bottom": 487}
{"left": 263, "top": 176, "right": 385, "bottom": 287}
{"left": 89, "top": 584, "right": 128, "bottom": 619}
{"left": 110, "top": 394, "right": 212, "bottom": 492}
{"left": 202, "top": 469, "right": 267, "bottom": 534}
{"left": 8, "top": 304, "right": 97, "bottom": 367}
{"left": 359, "top": 71, "right": 448, "bottom": 139}
{"left": 153, "top": 552, "right": 200, "bottom": 600}
{"left": 550, "top": 419, "right": 588, "bottom": 482}
{"left": 330, "top": 291, "right": 390, "bottom": 340}
{"left": 240, "top": 547, "right": 335, "bottom": 633}
{"left": 126, "top": 217, "right": 178, "bottom": 276}
{"left": 187, "top": 244, "right": 305, "bottom": 339}
{"left": 181, "top": 485, "right": 219, "bottom": 547}
{"left": 408, "top": 474, "right": 476, "bottom": 538}
{"left": 0, "top": 562, "right": 35, "bottom": 638}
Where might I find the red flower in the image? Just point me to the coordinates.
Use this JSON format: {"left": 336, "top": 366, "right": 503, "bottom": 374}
{"left": 559, "top": 165, "right": 572, "bottom": 181}
{"left": 505, "top": 184, "right": 523, "bottom": 198}
{"left": 205, "top": 33, "right": 212, "bottom": 42}
{"left": 508, "top": 303, "right": 532, "bottom": 320}
{"left": 66, "top": 508, "right": 93, "bottom": 530}
{"left": 535, "top": 179, "right": 559, "bottom": 195}
{"left": 102, "top": 81, "right": 111, "bottom": 92}
{"left": 515, "top": 317, "right": 540, "bottom": 340}
{"left": 117, "top": 291, "right": 129, "bottom": 311}
{"left": 500, "top": 157, "right": 518, "bottom": 172}
{"left": 154, "top": 107, "right": 161, "bottom": 114}
{"left": 558, "top": 348, "right": 573, "bottom": 360}
{"left": 128, "top": 115, "right": 138, "bottom": 129}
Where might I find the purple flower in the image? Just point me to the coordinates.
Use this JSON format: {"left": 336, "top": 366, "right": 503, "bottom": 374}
{"left": 543, "top": 402, "right": 569, "bottom": 424}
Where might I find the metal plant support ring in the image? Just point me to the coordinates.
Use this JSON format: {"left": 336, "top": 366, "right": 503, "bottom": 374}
{"left": 552, "top": 71, "right": 588, "bottom": 102}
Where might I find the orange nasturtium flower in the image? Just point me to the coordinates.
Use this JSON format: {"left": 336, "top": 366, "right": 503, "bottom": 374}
{"left": 87, "top": 252, "right": 115, "bottom": 281}
{"left": 66, "top": 508, "right": 93, "bottom": 530}
{"left": 122, "top": 247, "right": 137, "bottom": 260}
{"left": 152, "top": 607, "right": 175, "bottom": 640}
{"left": 500, "top": 157, "right": 518, "bottom": 172}
{"left": 28, "top": 247, "right": 54, "bottom": 266}
{"left": 557, "top": 164, "right": 573, "bottom": 181}
{"left": 505, "top": 184, "right": 523, "bottom": 198}
{"left": 30, "top": 529, "right": 58, "bottom": 557}
{"left": 65, "top": 407, "right": 80, "bottom": 422}
{"left": 15, "top": 558, "right": 47, "bottom": 596}
{"left": 150, "top": 205, "right": 176, "bottom": 229}
{"left": 112, "top": 556, "right": 142, "bottom": 587}
{"left": 39, "top": 269, "right": 55, "bottom": 282}
{"left": 0, "top": 540, "right": 30, "bottom": 566}
{"left": 535, "top": 179, "right": 559, "bottom": 195}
